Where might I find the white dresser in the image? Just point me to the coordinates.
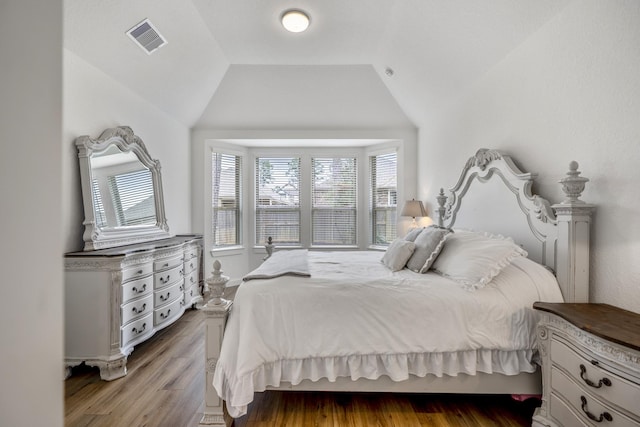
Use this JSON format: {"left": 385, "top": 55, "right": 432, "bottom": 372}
{"left": 533, "top": 303, "right": 640, "bottom": 427}
{"left": 65, "top": 235, "right": 203, "bottom": 380}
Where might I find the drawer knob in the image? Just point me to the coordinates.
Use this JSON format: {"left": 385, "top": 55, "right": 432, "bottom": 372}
{"left": 160, "top": 275, "right": 170, "bottom": 284}
{"left": 580, "top": 364, "right": 612, "bottom": 388}
{"left": 160, "top": 292, "right": 170, "bottom": 301}
{"left": 132, "top": 284, "right": 147, "bottom": 294}
{"left": 160, "top": 309, "right": 171, "bottom": 319}
{"left": 132, "top": 303, "right": 147, "bottom": 314}
{"left": 580, "top": 396, "right": 612, "bottom": 423}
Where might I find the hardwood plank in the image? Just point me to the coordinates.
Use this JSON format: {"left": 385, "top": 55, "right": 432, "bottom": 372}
{"left": 66, "top": 309, "right": 540, "bottom": 427}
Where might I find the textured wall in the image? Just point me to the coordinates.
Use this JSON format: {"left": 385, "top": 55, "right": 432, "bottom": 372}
{"left": 418, "top": 0, "right": 640, "bottom": 312}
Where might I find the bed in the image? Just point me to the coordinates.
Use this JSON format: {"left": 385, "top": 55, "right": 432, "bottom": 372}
{"left": 198, "top": 149, "right": 595, "bottom": 426}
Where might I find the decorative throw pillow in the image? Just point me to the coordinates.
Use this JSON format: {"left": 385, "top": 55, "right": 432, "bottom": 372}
{"left": 404, "top": 227, "right": 424, "bottom": 242}
{"left": 431, "top": 229, "right": 528, "bottom": 290}
{"left": 405, "top": 226, "right": 452, "bottom": 273}
{"left": 381, "top": 238, "right": 416, "bottom": 272}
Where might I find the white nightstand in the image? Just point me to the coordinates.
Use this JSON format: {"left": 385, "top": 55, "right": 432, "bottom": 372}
{"left": 533, "top": 303, "right": 640, "bottom": 427}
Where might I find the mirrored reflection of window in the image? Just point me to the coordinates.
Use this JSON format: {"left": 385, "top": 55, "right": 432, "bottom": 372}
{"left": 107, "top": 169, "right": 156, "bottom": 226}
{"left": 89, "top": 147, "right": 158, "bottom": 230}
{"left": 92, "top": 178, "right": 107, "bottom": 228}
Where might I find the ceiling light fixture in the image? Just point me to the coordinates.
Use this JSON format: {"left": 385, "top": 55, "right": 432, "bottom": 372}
{"left": 281, "top": 9, "right": 310, "bottom": 33}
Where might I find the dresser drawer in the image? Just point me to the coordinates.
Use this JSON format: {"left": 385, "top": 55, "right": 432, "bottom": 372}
{"left": 154, "top": 255, "right": 183, "bottom": 272}
{"left": 551, "top": 337, "right": 640, "bottom": 415}
{"left": 154, "top": 280, "right": 183, "bottom": 306}
{"left": 121, "top": 313, "right": 153, "bottom": 347}
{"left": 184, "top": 281, "right": 200, "bottom": 305}
{"left": 154, "top": 296, "right": 184, "bottom": 326}
{"left": 184, "top": 269, "right": 199, "bottom": 290}
{"left": 122, "top": 263, "right": 153, "bottom": 283}
{"left": 122, "top": 275, "right": 153, "bottom": 303}
{"left": 552, "top": 367, "right": 638, "bottom": 426}
{"left": 549, "top": 393, "right": 590, "bottom": 427}
{"left": 184, "top": 256, "right": 198, "bottom": 275}
{"left": 154, "top": 264, "right": 183, "bottom": 289}
{"left": 184, "top": 246, "right": 199, "bottom": 261}
{"left": 121, "top": 293, "right": 153, "bottom": 325}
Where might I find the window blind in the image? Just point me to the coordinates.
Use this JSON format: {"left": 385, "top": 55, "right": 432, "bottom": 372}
{"left": 311, "top": 157, "right": 357, "bottom": 245}
{"left": 255, "top": 157, "right": 300, "bottom": 245}
{"left": 92, "top": 178, "right": 107, "bottom": 228}
{"left": 211, "top": 152, "right": 241, "bottom": 246}
{"left": 107, "top": 169, "right": 156, "bottom": 226}
{"left": 370, "top": 152, "right": 397, "bottom": 245}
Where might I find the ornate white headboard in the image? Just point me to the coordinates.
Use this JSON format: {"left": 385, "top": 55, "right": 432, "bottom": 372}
{"left": 435, "top": 149, "right": 594, "bottom": 303}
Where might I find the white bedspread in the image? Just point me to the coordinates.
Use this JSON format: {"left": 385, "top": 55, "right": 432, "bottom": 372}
{"left": 214, "top": 251, "right": 563, "bottom": 418}
{"left": 243, "top": 249, "right": 310, "bottom": 281}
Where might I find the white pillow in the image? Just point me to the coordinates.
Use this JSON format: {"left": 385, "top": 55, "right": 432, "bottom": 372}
{"left": 405, "top": 226, "right": 451, "bottom": 273}
{"left": 381, "top": 238, "right": 416, "bottom": 272}
{"left": 431, "top": 230, "right": 527, "bottom": 290}
{"left": 404, "top": 227, "right": 424, "bottom": 242}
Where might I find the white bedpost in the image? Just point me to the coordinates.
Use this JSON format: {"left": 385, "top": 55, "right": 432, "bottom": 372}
{"left": 552, "top": 161, "right": 595, "bottom": 303}
{"left": 435, "top": 188, "right": 448, "bottom": 227}
{"left": 200, "top": 260, "right": 232, "bottom": 427}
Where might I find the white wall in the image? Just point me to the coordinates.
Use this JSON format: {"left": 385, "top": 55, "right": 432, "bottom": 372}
{"left": 418, "top": 0, "right": 640, "bottom": 312}
{"left": 63, "top": 50, "right": 192, "bottom": 252}
{"left": 0, "top": 1, "right": 64, "bottom": 426}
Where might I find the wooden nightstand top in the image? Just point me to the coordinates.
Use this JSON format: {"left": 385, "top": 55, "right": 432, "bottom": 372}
{"left": 533, "top": 302, "right": 640, "bottom": 353}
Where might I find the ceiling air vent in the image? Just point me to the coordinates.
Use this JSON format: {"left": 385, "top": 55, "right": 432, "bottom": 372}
{"left": 127, "top": 19, "right": 167, "bottom": 55}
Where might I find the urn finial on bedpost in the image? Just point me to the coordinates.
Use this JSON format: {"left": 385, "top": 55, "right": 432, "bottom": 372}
{"left": 559, "top": 161, "right": 589, "bottom": 204}
{"left": 263, "top": 236, "right": 274, "bottom": 261}
{"left": 435, "top": 188, "right": 448, "bottom": 227}
{"left": 206, "top": 260, "right": 229, "bottom": 306}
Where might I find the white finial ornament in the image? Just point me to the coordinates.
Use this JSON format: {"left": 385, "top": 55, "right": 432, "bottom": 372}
{"left": 206, "top": 260, "right": 229, "bottom": 306}
{"left": 559, "top": 161, "right": 589, "bottom": 204}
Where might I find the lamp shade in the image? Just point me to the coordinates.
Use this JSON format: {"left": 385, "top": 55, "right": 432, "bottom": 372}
{"left": 400, "top": 199, "right": 427, "bottom": 218}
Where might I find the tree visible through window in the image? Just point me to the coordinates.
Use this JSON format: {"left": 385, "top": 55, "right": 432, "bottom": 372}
{"left": 370, "top": 152, "right": 397, "bottom": 245}
{"left": 255, "top": 157, "right": 301, "bottom": 245}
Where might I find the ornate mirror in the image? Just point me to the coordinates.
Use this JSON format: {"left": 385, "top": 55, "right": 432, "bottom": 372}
{"left": 75, "top": 126, "right": 171, "bottom": 250}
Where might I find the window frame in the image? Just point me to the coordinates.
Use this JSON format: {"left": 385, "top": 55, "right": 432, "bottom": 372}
{"left": 210, "top": 151, "right": 242, "bottom": 248}
{"left": 310, "top": 156, "right": 358, "bottom": 246}
{"left": 205, "top": 143, "right": 246, "bottom": 254}
{"left": 254, "top": 156, "right": 302, "bottom": 247}
{"left": 368, "top": 149, "right": 398, "bottom": 248}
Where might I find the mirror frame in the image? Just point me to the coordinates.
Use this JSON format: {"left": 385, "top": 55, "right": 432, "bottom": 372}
{"left": 75, "top": 126, "right": 171, "bottom": 250}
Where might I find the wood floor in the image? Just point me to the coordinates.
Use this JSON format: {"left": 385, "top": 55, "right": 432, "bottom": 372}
{"left": 65, "top": 309, "right": 540, "bottom": 427}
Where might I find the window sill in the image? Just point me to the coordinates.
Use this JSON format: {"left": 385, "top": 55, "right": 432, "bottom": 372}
{"left": 309, "top": 245, "right": 359, "bottom": 251}
{"left": 368, "top": 245, "right": 388, "bottom": 251}
{"left": 209, "top": 246, "right": 244, "bottom": 257}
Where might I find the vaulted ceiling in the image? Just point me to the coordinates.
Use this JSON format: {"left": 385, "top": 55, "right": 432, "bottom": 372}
{"left": 64, "top": 0, "right": 572, "bottom": 128}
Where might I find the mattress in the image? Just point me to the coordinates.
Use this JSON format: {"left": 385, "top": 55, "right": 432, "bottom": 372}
{"left": 213, "top": 250, "right": 563, "bottom": 418}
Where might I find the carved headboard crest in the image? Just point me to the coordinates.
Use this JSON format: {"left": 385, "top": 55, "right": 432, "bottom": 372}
{"left": 466, "top": 148, "right": 503, "bottom": 171}
{"left": 435, "top": 148, "right": 594, "bottom": 303}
